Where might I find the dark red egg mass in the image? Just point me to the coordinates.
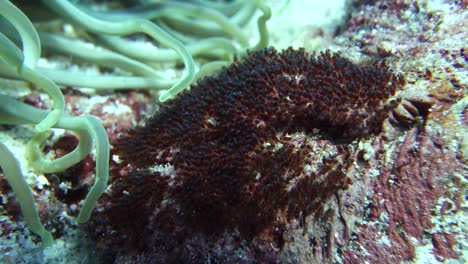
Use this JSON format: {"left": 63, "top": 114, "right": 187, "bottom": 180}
{"left": 89, "top": 48, "right": 405, "bottom": 262}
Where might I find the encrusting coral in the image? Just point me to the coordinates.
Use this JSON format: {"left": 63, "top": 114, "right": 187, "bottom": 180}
{"left": 89, "top": 47, "right": 406, "bottom": 262}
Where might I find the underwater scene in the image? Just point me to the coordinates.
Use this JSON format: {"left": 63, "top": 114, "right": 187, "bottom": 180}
{"left": 0, "top": 0, "right": 466, "bottom": 263}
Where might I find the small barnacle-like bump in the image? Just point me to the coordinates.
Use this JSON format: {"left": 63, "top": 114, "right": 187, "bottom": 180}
{"left": 391, "top": 100, "right": 422, "bottom": 125}
{"left": 390, "top": 89, "right": 435, "bottom": 126}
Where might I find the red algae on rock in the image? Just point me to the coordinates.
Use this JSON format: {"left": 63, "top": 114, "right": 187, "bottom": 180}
{"left": 332, "top": 0, "right": 468, "bottom": 262}
{"left": 343, "top": 81, "right": 466, "bottom": 264}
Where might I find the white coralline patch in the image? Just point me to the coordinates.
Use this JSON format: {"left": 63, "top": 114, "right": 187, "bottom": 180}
{"left": 112, "top": 154, "right": 122, "bottom": 164}
{"left": 101, "top": 100, "right": 132, "bottom": 115}
{"left": 35, "top": 175, "right": 50, "bottom": 190}
{"left": 358, "top": 140, "right": 375, "bottom": 161}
